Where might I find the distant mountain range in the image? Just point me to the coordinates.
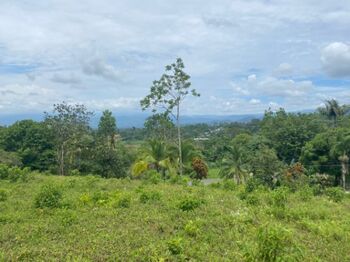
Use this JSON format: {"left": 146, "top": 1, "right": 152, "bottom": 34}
{"left": 0, "top": 112, "right": 262, "bottom": 128}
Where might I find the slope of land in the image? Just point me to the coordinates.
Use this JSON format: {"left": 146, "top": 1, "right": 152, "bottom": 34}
{"left": 1, "top": 174, "right": 350, "bottom": 261}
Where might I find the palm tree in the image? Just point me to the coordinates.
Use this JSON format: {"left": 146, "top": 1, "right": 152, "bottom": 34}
{"left": 219, "top": 145, "right": 248, "bottom": 184}
{"left": 131, "top": 139, "right": 171, "bottom": 178}
{"left": 168, "top": 141, "right": 200, "bottom": 175}
{"left": 318, "top": 99, "right": 349, "bottom": 127}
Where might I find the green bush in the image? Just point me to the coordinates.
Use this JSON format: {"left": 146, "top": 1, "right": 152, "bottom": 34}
{"left": 9, "top": 167, "right": 31, "bottom": 182}
{"left": 245, "top": 178, "right": 261, "bottom": 193}
{"left": 271, "top": 187, "right": 289, "bottom": 209}
{"left": 34, "top": 184, "right": 63, "bottom": 208}
{"left": 178, "top": 197, "right": 203, "bottom": 211}
{"left": 69, "top": 169, "right": 81, "bottom": 176}
{"left": 0, "top": 164, "right": 10, "bottom": 179}
{"left": 325, "top": 187, "right": 345, "bottom": 203}
{"left": 184, "top": 220, "right": 200, "bottom": 237}
{"left": 297, "top": 186, "right": 313, "bottom": 201}
{"left": 167, "top": 237, "right": 183, "bottom": 255}
{"left": 139, "top": 190, "right": 161, "bottom": 203}
{"left": 0, "top": 189, "right": 8, "bottom": 202}
{"left": 92, "top": 191, "right": 110, "bottom": 205}
{"left": 222, "top": 179, "right": 237, "bottom": 191}
{"left": 245, "top": 193, "right": 260, "bottom": 206}
{"left": 143, "top": 170, "right": 162, "bottom": 184}
{"left": 256, "top": 224, "right": 301, "bottom": 261}
{"left": 115, "top": 194, "right": 131, "bottom": 208}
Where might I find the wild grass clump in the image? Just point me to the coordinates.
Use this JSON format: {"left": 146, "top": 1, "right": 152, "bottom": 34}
{"left": 184, "top": 220, "right": 200, "bottom": 237}
{"left": 0, "top": 189, "right": 8, "bottom": 202}
{"left": 325, "top": 187, "right": 345, "bottom": 203}
{"left": 178, "top": 196, "right": 203, "bottom": 211}
{"left": 34, "top": 184, "right": 63, "bottom": 208}
{"left": 255, "top": 224, "right": 303, "bottom": 261}
{"left": 167, "top": 237, "right": 184, "bottom": 255}
{"left": 139, "top": 190, "right": 161, "bottom": 203}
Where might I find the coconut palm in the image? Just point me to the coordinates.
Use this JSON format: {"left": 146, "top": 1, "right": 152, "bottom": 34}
{"left": 131, "top": 139, "right": 176, "bottom": 178}
{"left": 219, "top": 145, "right": 248, "bottom": 184}
{"left": 318, "top": 99, "right": 349, "bottom": 127}
{"left": 168, "top": 140, "right": 200, "bottom": 175}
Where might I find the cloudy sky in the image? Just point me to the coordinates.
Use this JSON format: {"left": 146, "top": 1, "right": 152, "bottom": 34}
{"left": 0, "top": 0, "right": 350, "bottom": 116}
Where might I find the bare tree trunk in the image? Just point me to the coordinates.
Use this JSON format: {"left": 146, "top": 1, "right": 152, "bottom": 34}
{"left": 339, "top": 153, "right": 349, "bottom": 190}
{"left": 60, "top": 144, "right": 65, "bottom": 176}
{"left": 177, "top": 104, "right": 182, "bottom": 176}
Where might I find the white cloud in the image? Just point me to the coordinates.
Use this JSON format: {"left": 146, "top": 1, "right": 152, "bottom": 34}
{"left": 82, "top": 58, "right": 123, "bottom": 81}
{"left": 0, "top": 1, "right": 349, "bottom": 116}
{"left": 51, "top": 73, "right": 81, "bottom": 84}
{"left": 249, "top": 98, "right": 261, "bottom": 105}
{"left": 321, "top": 42, "right": 350, "bottom": 77}
{"left": 275, "top": 63, "right": 293, "bottom": 76}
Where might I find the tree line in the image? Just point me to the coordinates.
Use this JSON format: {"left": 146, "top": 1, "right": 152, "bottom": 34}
{"left": 0, "top": 58, "right": 349, "bottom": 191}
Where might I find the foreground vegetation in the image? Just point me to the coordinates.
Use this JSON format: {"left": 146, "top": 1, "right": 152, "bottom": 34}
{"left": 1, "top": 173, "right": 350, "bottom": 261}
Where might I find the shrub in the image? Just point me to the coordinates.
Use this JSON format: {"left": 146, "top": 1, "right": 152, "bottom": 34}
{"left": 282, "top": 163, "right": 309, "bottom": 192}
{"left": 245, "top": 178, "right": 260, "bottom": 193}
{"left": 245, "top": 193, "right": 260, "bottom": 206}
{"left": 0, "top": 189, "right": 8, "bottom": 202}
{"left": 191, "top": 157, "right": 208, "bottom": 180}
{"left": 184, "top": 220, "right": 200, "bottom": 237}
{"left": 34, "top": 184, "right": 63, "bottom": 208}
{"left": 69, "top": 169, "right": 81, "bottom": 176}
{"left": 79, "top": 193, "right": 92, "bottom": 205}
{"left": 169, "top": 175, "right": 191, "bottom": 185}
{"left": 167, "top": 237, "right": 183, "bottom": 255}
{"left": 143, "top": 170, "right": 162, "bottom": 184}
{"left": 309, "top": 173, "right": 334, "bottom": 189}
{"left": 92, "top": 191, "right": 110, "bottom": 206}
{"left": 271, "top": 187, "right": 289, "bottom": 209}
{"left": 139, "top": 191, "right": 161, "bottom": 204}
{"left": 297, "top": 186, "right": 313, "bottom": 201}
{"left": 0, "top": 164, "right": 10, "bottom": 179}
{"left": 325, "top": 187, "right": 345, "bottom": 203}
{"left": 115, "top": 194, "right": 131, "bottom": 208}
{"left": 222, "top": 179, "right": 237, "bottom": 191}
{"left": 178, "top": 197, "right": 203, "bottom": 211}
{"left": 9, "top": 167, "right": 31, "bottom": 182}
{"left": 256, "top": 224, "right": 301, "bottom": 261}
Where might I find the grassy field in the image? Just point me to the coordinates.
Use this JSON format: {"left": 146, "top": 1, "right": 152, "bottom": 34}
{"left": 1, "top": 174, "right": 350, "bottom": 261}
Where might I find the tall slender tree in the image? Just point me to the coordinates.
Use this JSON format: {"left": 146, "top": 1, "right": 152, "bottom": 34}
{"left": 140, "top": 58, "right": 200, "bottom": 175}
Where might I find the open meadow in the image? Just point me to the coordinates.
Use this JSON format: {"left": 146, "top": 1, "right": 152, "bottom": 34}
{"left": 1, "top": 173, "right": 350, "bottom": 261}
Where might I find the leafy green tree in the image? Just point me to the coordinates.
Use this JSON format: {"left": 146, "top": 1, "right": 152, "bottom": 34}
{"left": 300, "top": 128, "right": 350, "bottom": 187}
{"left": 144, "top": 113, "right": 175, "bottom": 141}
{"left": 92, "top": 143, "right": 131, "bottom": 178}
{"left": 0, "top": 120, "right": 55, "bottom": 170}
{"left": 318, "top": 99, "right": 349, "bottom": 127}
{"left": 98, "top": 110, "right": 118, "bottom": 148}
{"left": 140, "top": 58, "right": 200, "bottom": 175}
{"left": 0, "top": 149, "right": 22, "bottom": 166}
{"left": 45, "top": 102, "right": 93, "bottom": 175}
{"left": 261, "top": 109, "right": 325, "bottom": 164}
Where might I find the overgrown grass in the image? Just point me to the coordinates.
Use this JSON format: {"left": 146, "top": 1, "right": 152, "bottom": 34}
{"left": 0, "top": 174, "right": 350, "bottom": 261}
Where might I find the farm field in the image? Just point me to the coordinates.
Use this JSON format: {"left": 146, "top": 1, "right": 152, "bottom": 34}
{"left": 1, "top": 174, "right": 349, "bottom": 261}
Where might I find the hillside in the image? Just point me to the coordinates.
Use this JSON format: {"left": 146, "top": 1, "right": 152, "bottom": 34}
{"left": 1, "top": 174, "right": 350, "bottom": 261}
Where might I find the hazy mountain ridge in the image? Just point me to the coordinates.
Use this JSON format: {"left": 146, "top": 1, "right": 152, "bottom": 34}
{"left": 0, "top": 113, "right": 262, "bottom": 128}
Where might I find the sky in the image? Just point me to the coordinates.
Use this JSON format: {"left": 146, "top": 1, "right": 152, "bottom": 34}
{"left": 0, "top": 0, "right": 350, "bottom": 116}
